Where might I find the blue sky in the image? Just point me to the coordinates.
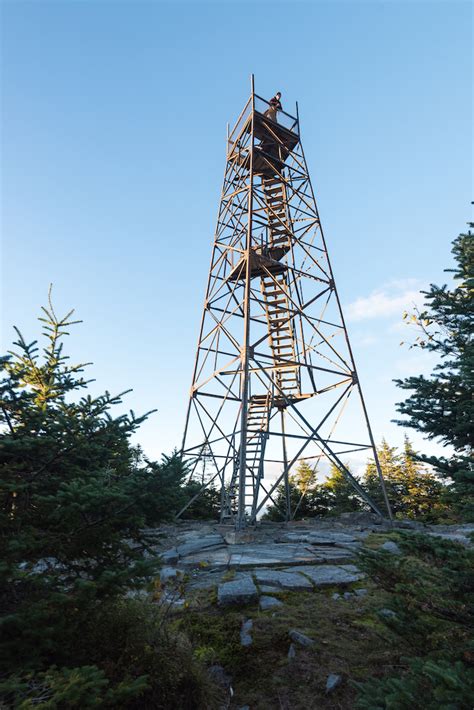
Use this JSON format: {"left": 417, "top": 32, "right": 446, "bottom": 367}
{"left": 1, "top": 0, "right": 472, "bottom": 470}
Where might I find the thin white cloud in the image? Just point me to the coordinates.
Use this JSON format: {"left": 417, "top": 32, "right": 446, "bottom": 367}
{"left": 393, "top": 351, "right": 439, "bottom": 377}
{"left": 346, "top": 279, "right": 425, "bottom": 322}
{"left": 353, "top": 333, "right": 378, "bottom": 347}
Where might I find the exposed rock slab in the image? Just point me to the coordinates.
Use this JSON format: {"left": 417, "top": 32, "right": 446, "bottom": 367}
{"left": 217, "top": 576, "right": 258, "bottom": 606}
{"left": 288, "top": 564, "right": 364, "bottom": 587}
{"left": 289, "top": 629, "right": 315, "bottom": 647}
{"left": 175, "top": 533, "right": 225, "bottom": 557}
{"left": 179, "top": 549, "right": 230, "bottom": 569}
{"left": 160, "top": 548, "right": 179, "bottom": 565}
{"left": 160, "top": 566, "right": 182, "bottom": 583}
{"left": 311, "top": 546, "right": 356, "bottom": 562}
{"left": 326, "top": 673, "right": 342, "bottom": 693}
{"left": 276, "top": 531, "right": 357, "bottom": 545}
{"left": 254, "top": 569, "right": 313, "bottom": 590}
{"left": 259, "top": 583, "right": 283, "bottom": 593}
{"left": 229, "top": 543, "right": 317, "bottom": 568}
{"left": 185, "top": 570, "right": 227, "bottom": 590}
{"left": 240, "top": 619, "right": 253, "bottom": 646}
{"left": 380, "top": 540, "right": 402, "bottom": 555}
{"left": 260, "top": 595, "right": 284, "bottom": 611}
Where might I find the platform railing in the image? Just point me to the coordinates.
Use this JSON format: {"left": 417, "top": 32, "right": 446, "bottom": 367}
{"left": 227, "top": 93, "right": 299, "bottom": 160}
{"left": 227, "top": 96, "right": 252, "bottom": 151}
{"left": 254, "top": 94, "right": 299, "bottom": 134}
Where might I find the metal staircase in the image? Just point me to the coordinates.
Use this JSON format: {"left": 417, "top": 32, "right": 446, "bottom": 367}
{"left": 223, "top": 393, "right": 271, "bottom": 520}
{"left": 262, "top": 177, "right": 291, "bottom": 257}
{"left": 243, "top": 394, "right": 270, "bottom": 515}
{"left": 259, "top": 176, "right": 300, "bottom": 401}
{"left": 260, "top": 272, "right": 300, "bottom": 400}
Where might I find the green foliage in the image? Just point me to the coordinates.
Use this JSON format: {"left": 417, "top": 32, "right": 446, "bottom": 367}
{"left": 359, "top": 532, "right": 473, "bottom": 651}
{"left": 1, "top": 599, "right": 219, "bottom": 709}
{"left": 292, "top": 459, "right": 316, "bottom": 491}
{"left": 262, "top": 460, "right": 332, "bottom": 520}
{"left": 264, "top": 438, "right": 450, "bottom": 522}
{"left": 363, "top": 438, "right": 447, "bottom": 522}
{"left": 0, "top": 664, "right": 148, "bottom": 709}
{"left": 394, "top": 227, "right": 474, "bottom": 520}
{"left": 356, "top": 532, "right": 474, "bottom": 708}
{"left": 0, "top": 296, "right": 215, "bottom": 708}
{"left": 262, "top": 481, "right": 316, "bottom": 521}
{"left": 180, "top": 480, "right": 221, "bottom": 520}
{"left": 324, "top": 462, "right": 362, "bottom": 515}
{"left": 355, "top": 657, "right": 474, "bottom": 710}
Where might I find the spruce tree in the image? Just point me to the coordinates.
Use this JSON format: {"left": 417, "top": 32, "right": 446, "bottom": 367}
{"left": 291, "top": 460, "right": 318, "bottom": 518}
{"left": 363, "top": 438, "right": 446, "bottom": 521}
{"left": 262, "top": 460, "right": 330, "bottom": 520}
{"left": 181, "top": 481, "right": 221, "bottom": 519}
{"left": 356, "top": 532, "right": 474, "bottom": 708}
{"left": 321, "top": 462, "right": 361, "bottom": 515}
{"left": 0, "top": 296, "right": 188, "bottom": 696}
{"left": 293, "top": 460, "right": 333, "bottom": 517}
{"left": 400, "top": 436, "right": 447, "bottom": 520}
{"left": 394, "top": 226, "right": 474, "bottom": 520}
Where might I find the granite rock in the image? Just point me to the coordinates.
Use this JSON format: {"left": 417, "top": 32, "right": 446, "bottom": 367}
{"left": 326, "top": 673, "right": 342, "bottom": 693}
{"left": 380, "top": 541, "right": 402, "bottom": 555}
{"left": 289, "top": 629, "right": 315, "bottom": 647}
{"left": 160, "top": 566, "right": 182, "bottom": 583}
{"left": 286, "top": 564, "right": 364, "bottom": 587}
{"left": 218, "top": 577, "right": 258, "bottom": 606}
{"left": 254, "top": 569, "right": 313, "bottom": 591}
{"left": 379, "top": 608, "right": 397, "bottom": 619}
{"left": 260, "top": 595, "right": 284, "bottom": 611}
{"left": 160, "top": 548, "right": 179, "bottom": 565}
{"left": 176, "top": 534, "right": 224, "bottom": 557}
{"left": 240, "top": 619, "right": 253, "bottom": 646}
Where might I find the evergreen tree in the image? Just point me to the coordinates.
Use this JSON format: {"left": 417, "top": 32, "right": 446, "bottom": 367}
{"left": 321, "top": 462, "right": 362, "bottom": 515}
{"left": 180, "top": 447, "right": 222, "bottom": 519}
{"left": 262, "top": 481, "right": 301, "bottom": 521}
{"left": 290, "top": 460, "right": 323, "bottom": 518}
{"left": 400, "top": 436, "right": 447, "bottom": 520}
{"left": 181, "top": 481, "right": 221, "bottom": 520}
{"left": 356, "top": 532, "right": 474, "bottom": 708}
{"left": 364, "top": 438, "right": 403, "bottom": 502}
{"left": 0, "top": 297, "right": 190, "bottom": 701}
{"left": 363, "top": 438, "right": 446, "bottom": 521}
{"left": 262, "top": 460, "right": 330, "bottom": 520}
{"left": 292, "top": 460, "right": 317, "bottom": 491}
{"left": 394, "top": 226, "right": 474, "bottom": 520}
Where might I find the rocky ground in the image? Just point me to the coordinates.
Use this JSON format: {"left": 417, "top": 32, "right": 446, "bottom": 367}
{"left": 133, "top": 515, "right": 472, "bottom": 708}
{"left": 141, "top": 514, "right": 472, "bottom": 605}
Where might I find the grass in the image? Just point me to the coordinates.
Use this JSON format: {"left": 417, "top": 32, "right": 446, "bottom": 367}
{"left": 174, "top": 580, "right": 409, "bottom": 709}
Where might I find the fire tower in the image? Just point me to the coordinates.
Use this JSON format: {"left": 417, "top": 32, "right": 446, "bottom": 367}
{"left": 180, "top": 78, "right": 392, "bottom": 529}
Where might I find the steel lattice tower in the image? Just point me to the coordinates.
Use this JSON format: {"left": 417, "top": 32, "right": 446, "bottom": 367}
{"left": 180, "top": 78, "right": 392, "bottom": 529}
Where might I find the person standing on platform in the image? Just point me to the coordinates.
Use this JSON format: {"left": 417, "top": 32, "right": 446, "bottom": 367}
{"left": 264, "top": 92, "right": 282, "bottom": 122}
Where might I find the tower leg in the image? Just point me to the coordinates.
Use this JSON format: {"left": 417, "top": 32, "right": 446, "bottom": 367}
{"left": 281, "top": 409, "right": 291, "bottom": 522}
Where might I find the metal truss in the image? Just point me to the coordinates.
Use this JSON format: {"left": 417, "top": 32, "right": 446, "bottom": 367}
{"left": 180, "top": 77, "right": 392, "bottom": 529}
